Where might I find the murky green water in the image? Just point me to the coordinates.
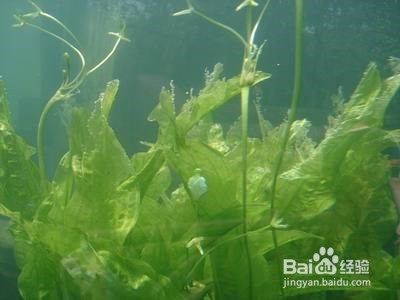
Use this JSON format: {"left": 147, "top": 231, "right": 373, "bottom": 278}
{"left": 1, "top": 1, "right": 400, "bottom": 299}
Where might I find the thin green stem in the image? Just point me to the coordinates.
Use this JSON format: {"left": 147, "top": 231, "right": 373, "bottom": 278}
{"left": 240, "top": 86, "right": 253, "bottom": 300}
{"left": 26, "top": 0, "right": 41, "bottom": 12}
{"left": 269, "top": 0, "right": 303, "bottom": 216}
{"left": 26, "top": 0, "right": 80, "bottom": 46}
{"left": 250, "top": 0, "right": 271, "bottom": 46}
{"left": 240, "top": 5, "right": 255, "bottom": 300}
{"left": 271, "top": 229, "right": 285, "bottom": 297}
{"left": 288, "top": 0, "right": 303, "bottom": 125}
{"left": 40, "top": 12, "right": 81, "bottom": 47}
{"left": 87, "top": 37, "right": 122, "bottom": 75}
{"left": 22, "top": 15, "right": 125, "bottom": 185}
{"left": 37, "top": 93, "right": 63, "bottom": 185}
{"left": 186, "top": 1, "right": 248, "bottom": 48}
{"left": 186, "top": 224, "right": 272, "bottom": 281}
{"left": 246, "top": 5, "right": 253, "bottom": 42}
{"left": 269, "top": 0, "right": 303, "bottom": 297}
{"left": 174, "top": 2, "right": 273, "bottom": 298}
{"left": 23, "top": 21, "right": 86, "bottom": 84}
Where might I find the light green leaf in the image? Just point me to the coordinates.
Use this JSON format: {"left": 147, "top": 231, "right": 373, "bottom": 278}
{"left": 176, "top": 70, "right": 269, "bottom": 136}
{"left": 97, "top": 79, "right": 119, "bottom": 119}
{"left": 0, "top": 80, "right": 43, "bottom": 220}
{"left": 49, "top": 83, "right": 140, "bottom": 249}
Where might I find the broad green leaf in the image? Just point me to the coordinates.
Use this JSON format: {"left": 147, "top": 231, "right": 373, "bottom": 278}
{"left": 176, "top": 69, "right": 269, "bottom": 136}
{"left": 0, "top": 80, "right": 43, "bottom": 220}
{"left": 97, "top": 79, "right": 119, "bottom": 119}
{"left": 149, "top": 64, "right": 270, "bottom": 147}
{"left": 275, "top": 64, "right": 400, "bottom": 226}
{"left": 345, "top": 63, "right": 381, "bottom": 108}
{"left": 148, "top": 89, "right": 177, "bottom": 145}
{"left": 119, "top": 148, "right": 165, "bottom": 200}
{"left": 199, "top": 226, "right": 321, "bottom": 300}
{"left": 43, "top": 83, "right": 140, "bottom": 250}
{"left": 98, "top": 251, "right": 183, "bottom": 299}
{"left": 124, "top": 180, "right": 199, "bottom": 291}
{"left": 166, "top": 141, "right": 241, "bottom": 236}
{"left": 15, "top": 225, "right": 79, "bottom": 300}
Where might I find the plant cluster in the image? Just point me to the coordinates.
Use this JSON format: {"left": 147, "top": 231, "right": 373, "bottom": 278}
{"left": 1, "top": 1, "right": 400, "bottom": 299}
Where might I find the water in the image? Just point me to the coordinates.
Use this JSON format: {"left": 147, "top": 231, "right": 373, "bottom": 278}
{"left": 0, "top": 1, "right": 400, "bottom": 299}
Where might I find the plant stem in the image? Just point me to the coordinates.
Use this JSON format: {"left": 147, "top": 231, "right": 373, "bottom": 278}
{"left": 191, "top": 8, "right": 248, "bottom": 48}
{"left": 28, "top": 15, "right": 125, "bottom": 184}
{"left": 246, "top": 6, "right": 253, "bottom": 47}
{"left": 240, "top": 85, "right": 253, "bottom": 300}
{"left": 270, "top": 0, "right": 303, "bottom": 220}
{"left": 87, "top": 37, "right": 122, "bottom": 75}
{"left": 269, "top": 0, "right": 303, "bottom": 297}
{"left": 250, "top": 0, "right": 271, "bottom": 46}
{"left": 37, "top": 94, "right": 60, "bottom": 185}
{"left": 175, "top": 2, "right": 274, "bottom": 298}
{"left": 240, "top": 5, "right": 256, "bottom": 299}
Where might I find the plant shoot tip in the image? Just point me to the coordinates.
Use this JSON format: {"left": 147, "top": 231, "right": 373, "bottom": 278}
{"left": 236, "top": 0, "right": 259, "bottom": 12}
{"left": 108, "top": 31, "right": 131, "bottom": 42}
{"left": 172, "top": 8, "right": 193, "bottom": 17}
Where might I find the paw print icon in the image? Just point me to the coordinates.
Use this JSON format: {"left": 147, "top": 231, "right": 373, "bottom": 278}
{"left": 313, "top": 247, "right": 339, "bottom": 275}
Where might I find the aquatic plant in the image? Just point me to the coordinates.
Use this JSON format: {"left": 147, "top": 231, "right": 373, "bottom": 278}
{"left": 13, "top": 0, "right": 129, "bottom": 185}
{"left": 175, "top": 1, "right": 275, "bottom": 297}
{"left": 1, "top": 1, "right": 400, "bottom": 299}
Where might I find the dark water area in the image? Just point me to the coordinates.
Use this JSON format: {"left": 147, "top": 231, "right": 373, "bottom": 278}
{"left": 0, "top": 0, "right": 400, "bottom": 299}
{"left": 1, "top": 0, "right": 400, "bottom": 161}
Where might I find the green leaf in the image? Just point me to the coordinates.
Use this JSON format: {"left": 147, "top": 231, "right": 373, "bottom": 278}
{"left": 60, "top": 108, "right": 139, "bottom": 249}
{"left": 98, "top": 251, "right": 182, "bottom": 299}
{"left": 0, "top": 80, "right": 10, "bottom": 123}
{"left": 193, "top": 226, "right": 320, "bottom": 300}
{"left": 149, "top": 65, "right": 270, "bottom": 147}
{"left": 14, "top": 224, "right": 79, "bottom": 300}
{"left": 176, "top": 69, "right": 269, "bottom": 136}
{"left": 97, "top": 79, "right": 119, "bottom": 119}
{"left": 119, "top": 148, "right": 165, "bottom": 200}
{"left": 42, "top": 83, "right": 140, "bottom": 250}
{"left": 0, "top": 80, "right": 43, "bottom": 220}
{"left": 166, "top": 141, "right": 241, "bottom": 236}
{"left": 148, "top": 88, "right": 177, "bottom": 145}
{"left": 275, "top": 64, "right": 400, "bottom": 227}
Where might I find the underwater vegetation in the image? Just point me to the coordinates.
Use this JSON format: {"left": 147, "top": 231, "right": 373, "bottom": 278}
{"left": 1, "top": 0, "right": 400, "bottom": 299}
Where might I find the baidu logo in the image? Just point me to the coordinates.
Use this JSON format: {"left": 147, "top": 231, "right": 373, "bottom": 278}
{"left": 283, "top": 246, "right": 368, "bottom": 276}
{"left": 313, "top": 247, "right": 339, "bottom": 275}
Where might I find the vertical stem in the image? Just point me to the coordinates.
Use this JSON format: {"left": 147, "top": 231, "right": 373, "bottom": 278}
{"left": 269, "top": 0, "right": 303, "bottom": 296}
{"left": 270, "top": 0, "right": 303, "bottom": 216}
{"left": 37, "top": 93, "right": 63, "bottom": 187}
{"left": 245, "top": 7, "right": 253, "bottom": 54}
{"left": 240, "top": 5, "right": 255, "bottom": 299}
{"left": 37, "top": 97, "right": 54, "bottom": 186}
{"left": 241, "top": 85, "right": 253, "bottom": 300}
{"left": 289, "top": 0, "right": 303, "bottom": 124}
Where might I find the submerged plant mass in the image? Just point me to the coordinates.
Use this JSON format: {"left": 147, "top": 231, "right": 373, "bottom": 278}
{"left": 1, "top": 1, "right": 400, "bottom": 299}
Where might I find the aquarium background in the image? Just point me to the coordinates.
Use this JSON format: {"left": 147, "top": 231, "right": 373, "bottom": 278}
{"left": 0, "top": 0, "right": 400, "bottom": 299}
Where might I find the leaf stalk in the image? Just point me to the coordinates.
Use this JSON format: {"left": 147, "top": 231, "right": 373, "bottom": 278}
{"left": 269, "top": 0, "right": 304, "bottom": 297}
